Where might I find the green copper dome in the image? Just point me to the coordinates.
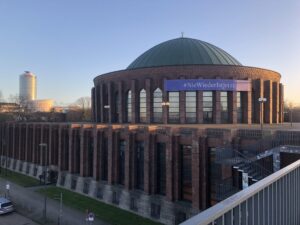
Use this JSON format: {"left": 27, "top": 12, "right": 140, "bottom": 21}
{"left": 127, "top": 37, "right": 241, "bottom": 69}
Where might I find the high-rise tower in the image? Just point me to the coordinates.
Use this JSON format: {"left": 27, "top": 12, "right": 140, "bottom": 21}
{"left": 19, "top": 71, "right": 37, "bottom": 101}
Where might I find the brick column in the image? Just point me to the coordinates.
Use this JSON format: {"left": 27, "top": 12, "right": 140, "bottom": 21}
{"left": 107, "top": 127, "right": 115, "bottom": 184}
{"left": 144, "top": 129, "right": 151, "bottom": 194}
{"left": 80, "top": 128, "right": 87, "bottom": 177}
{"left": 99, "top": 83, "right": 104, "bottom": 123}
{"left": 68, "top": 127, "right": 74, "bottom": 173}
{"left": 197, "top": 91, "right": 203, "bottom": 124}
{"left": 272, "top": 82, "right": 280, "bottom": 124}
{"left": 58, "top": 125, "right": 63, "bottom": 170}
{"left": 93, "top": 127, "right": 99, "bottom": 180}
{"left": 146, "top": 78, "right": 152, "bottom": 124}
{"left": 166, "top": 131, "right": 177, "bottom": 201}
{"left": 131, "top": 80, "right": 138, "bottom": 123}
{"left": 180, "top": 91, "right": 186, "bottom": 124}
{"left": 214, "top": 91, "right": 221, "bottom": 124}
{"left": 229, "top": 91, "right": 237, "bottom": 124}
{"left": 279, "top": 83, "right": 284, "bottom": 123}
{"left": 150, "top": 133, "right": 157, "bottom": 194}
{"left": 173, "top": 135, "right": 181, "bottom": 201}
{"left": 192, "top": 131, "right": 200, "bottom": 209}
{"left": 244, "top": 87, "right": 252, "bottom": 124}
{"left": 125, "top": 130, "right": 134, "bottom": 190}
{"left": 199, "top": 136, "right": 208, "bottom": 210}
{"left": 264, "top": 80, "right": 273, "bottom": 124}
{"left": 253, "top": 79, "right": 264, "bottom": 124}
{"left": 91, "top": 87, "right": 96, "bottom": 122}
{"left": 107, "top": 82, "right": 114, "bottom": 123}
{"left": 163, "top": 79, "right": 168, "bottom": 124}
{"left": 118, "top": 81, "right": 124, "bottom": 123}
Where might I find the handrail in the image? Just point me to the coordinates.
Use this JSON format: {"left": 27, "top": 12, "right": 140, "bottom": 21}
{"left": 181, "top": 159, "right": 300, "bottom": 225}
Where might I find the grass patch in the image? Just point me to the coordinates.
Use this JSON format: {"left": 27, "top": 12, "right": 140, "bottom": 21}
{"left": 37, "top": 187, "right": 162, "bottom": 225}
{"left": 0, "top": 167, "right": 40, "bottom": 187}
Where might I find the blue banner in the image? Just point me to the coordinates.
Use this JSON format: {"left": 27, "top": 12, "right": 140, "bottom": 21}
{"left": 164, "top": 79, "right": 250, "bottom": 91}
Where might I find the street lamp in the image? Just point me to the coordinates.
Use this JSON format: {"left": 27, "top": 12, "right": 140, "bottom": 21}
{"left": 258, "top": 97, "right": 267, "bottom": 134}
{"left": 39, "top": 143, "right": 48, "bottom": 224}
{"left": 161, "top": 101, "right": 170, "bottom": 107}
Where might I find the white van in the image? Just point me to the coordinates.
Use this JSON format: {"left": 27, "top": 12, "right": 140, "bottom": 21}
{"left": 0, "top": 197, "right": 14, "bottom": 214}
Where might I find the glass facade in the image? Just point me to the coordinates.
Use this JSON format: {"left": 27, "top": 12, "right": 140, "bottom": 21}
{"left": 118, "top": 140, "right": 126, "bottom": 185}
{"left": 185, "top": 91, "right": 196, "bottom": 123}
{"left": 153, "top": 88, "right": 163, "bottom": 123}
{"left": 126, "top": 90, "right": 132, "bottom": 123}
{"left": 139, "top": 89, "right": 147, "bottom": 123}
{"left": 135, "top": 141, "right": 144, "bottom": 190}
{"left": 220, "top": 91, "right": 229, "bottom": 123}
{"left": 203, "top": 91, "right": 213, "bottom": 123}
{"left": 156, "top": 143, "right": 166, "bottom": 195}
{"left": 168, "top": 92, "right": 180, "bottom": 123}
{"left": 237, "top": 92, "right": 243, "bottom": 123}
{"left": 181, "top": 145, "right": 192, "bottom": 202}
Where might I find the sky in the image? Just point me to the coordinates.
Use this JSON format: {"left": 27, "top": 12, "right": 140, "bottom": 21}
{"left": 0, "top": 0, "right": 299, "bottom": 105}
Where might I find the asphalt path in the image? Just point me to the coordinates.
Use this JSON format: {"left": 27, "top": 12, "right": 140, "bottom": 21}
{"left": 0, "top": 211, "right": 39, "bottom": 225}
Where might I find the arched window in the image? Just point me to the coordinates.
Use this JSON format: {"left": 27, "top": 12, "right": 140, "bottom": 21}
{"left": 139, "top": 89, "right": 147, "bottom": 123}
{"left": 220, "top": 91, "right": 229, "bottom": 123}
{"left": 126, "top": 90, "right": 132, "bottom": 123}
{"left": 153, "top": 88, "right": 163, "bottom": 123}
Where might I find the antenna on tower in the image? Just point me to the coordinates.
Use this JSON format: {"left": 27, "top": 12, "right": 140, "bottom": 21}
{"left": 181, "top": 32, "right": 184, "bottom": 38}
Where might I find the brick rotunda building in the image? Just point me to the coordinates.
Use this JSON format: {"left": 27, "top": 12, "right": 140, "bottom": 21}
{"left": 0, "top": 37, "right": 286, "bottom": 225}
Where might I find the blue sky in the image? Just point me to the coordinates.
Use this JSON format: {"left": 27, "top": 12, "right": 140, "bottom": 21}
{"left": 0, "top": 0, "right": 299, "bottom": 105}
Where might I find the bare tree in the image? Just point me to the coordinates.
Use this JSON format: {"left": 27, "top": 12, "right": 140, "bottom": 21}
{"left": 75, "top": 97, "right": 91, "bottom": 121}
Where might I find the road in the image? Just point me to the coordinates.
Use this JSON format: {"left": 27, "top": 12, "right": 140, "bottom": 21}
{"left": 0, "top": 212, "right": 39, "bottom": 225}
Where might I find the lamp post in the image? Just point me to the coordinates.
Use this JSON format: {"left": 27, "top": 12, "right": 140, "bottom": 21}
{"left": 39, "top": 143, "right": 48, "bottom": 224}
{"left": 258, "top": 97, "right": 267, "bottom": 135}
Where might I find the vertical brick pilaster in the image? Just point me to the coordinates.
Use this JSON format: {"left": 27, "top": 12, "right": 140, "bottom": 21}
{"left": 163, "top": 78, "right": 168, "bottom": 124}
{"left": 197, "top": 91, "right": 203, "bottom": 124}
{"left": 107, "top": 82, "right": 114, "bottom": 123}
{"left": 107, "top": 127, "right": 114, "bottom": 184}
{"left": 180, "top": 91, "right": 185, "bottom": 124}
{"left": 68, "top": 127, "right": 73, "bottom": 173}
{"left": 264, "top": 80, "right": 273, "bottom": 124}
{"left": 118, "top": 81, "right": 124, "bottom": 123}
{"left": 245, "top": 85, "right": 252, "bottom": 124}
{"left": 214, "top": 91, "right": 221, "bottom": 124}
{"left": 199, "top": 136, "right": 208, "bottom": 210}
{"left": 131, "top": 79, "right": 138, "bottom": 123}
{"left": 93, "top": 127, "right": 99, "bottom": 180}
{"left": 173, "top": 135, "right": 180, "bottom": 201}
{"left": 192, "top": 131, "right": 200, "bottom": 209}
{"left": 279, "top": 83, "right": 284, "bottom": 123}
{"left": 144, "top": 130, "right": 151, "bottom": 194}
{"left": 166, "top": 130, "right": 177, "bottom": 201}
{"left": 229, "top": 91, "right": 237, "bottom": 124}
{"left": 80, "top": 127, "right": 85, "bottom": 177}
{"left": 146, "top": 79, "right": 152, "bottom": 124}
{"left": 272, "top": 82, "right": 280, "bottom": 124}
{"left": 150, "top": 133, "right": 157, "bottom": 194}
{"left": 58, "top": 125, "right": 62, "bottom": 170}
{"left": 99, "top": 83, "right": 104, "bottom": 123}
{"left": 91, "top": 87, "right": 96, "bottom": 122}
{"left": 253, "top": 79, "right": 264, "bottom": 124}
{"left": 125, "top": 130, "right": 133, "bottom": 190}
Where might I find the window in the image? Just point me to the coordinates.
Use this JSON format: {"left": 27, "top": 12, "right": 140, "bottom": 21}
{"left": 139, "top": 89, "right": 147, "bottom": 123}
{"left": 185, "top": 91, "right": 196, "bottom": 123}
{"left": 168, "top": 92, "right": 180, "bottom": 123}
{"left": 156, "top": 143, "right": 166, "bottom": 195}
{"left": 135, "top": 141, "right": 144, "bottom": 190}
{"left": 153, "top": 88, "right": 163, "bottom": 123}
{"left": 118, "top": 140, "right": 126, "bottom": 185}
{"left": 180, "top": 145, "right": 192, "bottom": 202}
{"left": 203, "top": 91, "right": 213, "bottom": 123}
{"left": 126, "top": 90, "right": 132, "bottom": 123}
{"left": 220, "top": 92, "right": 229, "bottom": 123}
{"left": 237, "top": 92, "right": 243, "bottom": 123}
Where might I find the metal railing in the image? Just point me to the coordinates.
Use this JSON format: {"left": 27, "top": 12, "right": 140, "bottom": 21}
{"left": 181, "top": 159, "right": 300, "bottom": 225}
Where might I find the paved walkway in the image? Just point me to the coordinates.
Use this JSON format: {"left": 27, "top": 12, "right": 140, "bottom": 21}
{"left": 0, "top": 178, "right": 108, "bottom": 225}
{"left": 0, "top": 212, "right": 39, "bottom": 225}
